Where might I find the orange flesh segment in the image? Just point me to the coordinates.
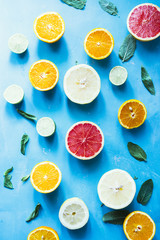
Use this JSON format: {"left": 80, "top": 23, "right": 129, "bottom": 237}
{"left": 29, "top": 227, "right": 58, "bottom": 240}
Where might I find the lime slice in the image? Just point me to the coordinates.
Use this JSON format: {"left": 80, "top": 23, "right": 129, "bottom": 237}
{"left": 63, "top": 64, "right": 101, "bottom": 104}
{"left": 97, "top": 169, "right": 136, "bottom": 209}
{"left": 3, "top": 84, "right": 24, "bottom": 104}
{"left": 8, "top": 33, "right": 29, "bottom": 54}
{"left": 109, "top": 66, "right": 128, "bottom": 86}
{"left": 36, "top": 117, "right": 56, "bottom": 137}
{"left": 59, "top": 197, "right": 89, "bottom": 230}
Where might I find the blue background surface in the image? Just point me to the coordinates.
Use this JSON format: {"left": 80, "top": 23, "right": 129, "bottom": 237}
{"left": 0, "top": 0, "right": 160, "bottom": 239}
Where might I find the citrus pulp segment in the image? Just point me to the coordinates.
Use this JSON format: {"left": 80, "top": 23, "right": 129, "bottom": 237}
{"left": 8, "top": 33, "right": 29, "bottom": 54}
{"left": 30, "top": 161, "right": 62, "bottom": 193}
{"left": 127, "top": 3, "right": 160, "bottom": 41}
{"left": 59, "top": 197, "right": 89, "bottom": 230}
{"left": 63, "top": 64, "right": 101, "bottom": 104}
{"left": 66, "top": 121, "right": 104, "bottom": 160}
{"left": 109, "top": 66, "right": 128, "bottom": 86}
{"left": 36, "top": 117, "right": 56, "bottom": 137}
{"left": 84, "top": 28, "right": 114, "bottom": 59}
{"left": 27, "top": 226, "right": 59, "bottom": 240}
{"left": 33, "top": 12, "right": 65, "bottom": 43}
{"left": 97, "top": 169, "right": 136, "bottom": 209}
{"left": 29, "top": 60, "right": 59, "bottom": 91}
{"left": 3, "top": 84, "right": 24, "bottom": 104}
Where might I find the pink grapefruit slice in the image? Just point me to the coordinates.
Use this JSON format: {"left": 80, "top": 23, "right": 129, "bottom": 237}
{"left": 66, "top": 121, "right": 104, "bottom": 160}
{"left": 127, "top": 3, "right": 160, "bottom": 41}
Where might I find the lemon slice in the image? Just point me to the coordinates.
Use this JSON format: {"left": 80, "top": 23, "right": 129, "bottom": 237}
{"left": 97, "top": 169, "right": 136, "bottom": 209}
{"left": 63, "top": 64, "right": 101, "bottom": 104}
{"left": 8, "top": 33, "right": 29, "bottom": 54}
{"left": 59, "top": 197, "right": 89, "bottom": 230}
{"left": 36, "top": 117, "right": 56, "bottom": 137}
{"left": 3, "top": 84, "right": 24, "bottom": 104}
{"left": 109, "top": 66, "right": 128, "bottom": 86}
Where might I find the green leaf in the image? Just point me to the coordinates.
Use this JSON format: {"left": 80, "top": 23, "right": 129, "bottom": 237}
{"left": 127, "top": 142, "right": 147, "bottom": 162}
{"left": 17, "top": 109, "right": 37, "bottom": 121}
{"left": 119, "top": 34, "right": 136, "bottom": 62}
{"left": 21, "top": 175, "right": 30, "bottom": 182}
{"left": 4, "top": 167, "right": 14, "bottom": 189}
{"left": 103, "top": 210, "right": 130, "bottom": 224}
{"left": 137, "top": 179, "right": 153, "bottom": 205}
{"left": 26, "top": 203, "right": 41, "bottom": 222}
{"left": 134, "top": 176, "right": 138, "bottom": 180}
{"left": 141, "top": 66, "right": 155, "bottom": 95}
{"left": 101, "top": 203, "right": 104, "bottom": 207}
{"left": 61, "top": 0, "right": 87, "bottom": 10}
{"left": 99, "top": 0, "right": 118, "bottom": 16}
{"left": 21, "top": 134, "right": 29, "bottom": 155}
{"left": 4, "top": 166, "right": 13, "bottom": 176}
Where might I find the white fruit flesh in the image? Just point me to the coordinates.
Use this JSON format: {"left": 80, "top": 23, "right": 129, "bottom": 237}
{"left": 59, "top": 197, "right": 89, "bottom": 230}
{"left": 8, "top": 33, "right": 29, "bottom": 54}
{"left": 3, "top": 84, "right": 24, "bottom": 104}
{"left": 109, "top": 66, "right": 128, "bottom": 86}
{"left": 98, "top": 169, "right": 136, "bottom": 209}
{"left": 64, "top": 64, "right": 101, "bottom": 104}
{"left": 36, "top": 117, "right": 55, "bottom": 137}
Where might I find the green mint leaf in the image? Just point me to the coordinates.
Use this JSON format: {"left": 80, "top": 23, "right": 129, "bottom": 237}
{"left": 101, "top": 203, "right": 104, "bottom": 207}
{"left": 21, "top": 134, "right": 29, "bottom": 155}
{"left": 21, "top": 175, "right": 30, "bottom": 182}
{"left": 75, "top": 60, "right": 78, "bottom": 65}
{"left": 4, "top": 166, "right": 13, "bottom": 176}
{"left": 103, "top": 210, "right": 130, "bottom": 224}
{"left": 119, "top": 34, "right": 136, "bottom": 62}
{"left": 99, "top": 0, "right": 118, "bottom": 16}
{"left": 127, "top": 142, "right": 147, "bottom": 162}
{"left": 141, "top": 66, "right": 155, "bottom": 95}
{"left": 61, "top": 0, "right": 87, "bottom": 10}
{"left": 17, "top": 109, "right": 37, "bottom": 121}
{"left": 26, "top": 203, "right": 41, "bottom": 222}
{"left": 137, "top": 179, "right": 153, "bottom": 206}
{"left": 4, "top": 167, "right": 14, "bottom": 189}
{"left": 134, "top": 176, "right": 138, "bottom": 180}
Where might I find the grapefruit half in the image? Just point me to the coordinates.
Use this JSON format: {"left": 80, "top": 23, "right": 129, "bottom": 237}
{"left": 66, "top": 121, "right": 104, "bottom": 160}
{"left": 127, "top": 3, "right": 160, "bottom": 41}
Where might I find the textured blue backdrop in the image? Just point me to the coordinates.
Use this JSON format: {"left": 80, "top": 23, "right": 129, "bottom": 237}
{"left": 0, "top": 0, "right": 160, "bottom": 239}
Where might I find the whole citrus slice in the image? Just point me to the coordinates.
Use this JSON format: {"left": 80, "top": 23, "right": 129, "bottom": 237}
{"left": 97, "top": 169, "right": 136, "bottom": 209}
{"left": 36, "top": 117, "right": 56, "bottom": 137}
{"left": 66, "top": 121, "right": 104, "bottom": 160}
{"left": 127, "top": 3, "right": 160, "bottom": 41}
{"left": 33, "top": 12, "right": 65, "bottom": 43}
{"left": 30, "top": 161, "right": 62, "bottom": 193}
{"left": 84, "top": 28, "right": 114, "bottom": 59}
{"left": 123, "top": 211, "right": 156, "bottom": 240}
{"left": 63, "top": 64, "right": 101, "bottom": 104}
{"left": 118, "top": 99, "right": 147, "bottom": 129}
{"left": 3, "top": 84, "right": 24, "bottom": 104}
{"left": 8, "top": 33, "right": 29, "bottom": 54}
{"left": 27, "top": 226, "right": 59, "bottom": 240}
{"left": 59, "top": 197, "right": 89, "bottom": 230}
{"left": 109, "top": 66, "right": 128, "bottom": 86}
{"left": 29, "top": 60, "right": 59, "bottom": 91}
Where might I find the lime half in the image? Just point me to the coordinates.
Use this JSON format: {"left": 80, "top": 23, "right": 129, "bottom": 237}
{"left": 3, "top": 84, "right": 24, "bottom": 104}
{"left": 8, "top": 33, "right": 29, "bottom": 54}
{"left": 36, "top": 117, "right": 56, "bottom": 137}
{"left": 109, "top": 66, "right": 128, "bottom": 86}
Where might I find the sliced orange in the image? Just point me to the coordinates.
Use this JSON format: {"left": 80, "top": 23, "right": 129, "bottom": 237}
{"left": 84, "top": 28, "right": 114, "bottom": 60}
{"left": 123, "top": 211, "right": 156, "bottom": 240}
{"left": 27, "top": 226, "right": 59, "bottom": 240}
{"left": 30, "top": 161, "right": 62, "bottom": 193}
{"left": 118, "top": 99, "right": 147, "bottom": 129}
{"left": 33, "top": 12, "right": 65, "bottom": 43}
{"left": 29, "top": 60, "right": 59, "bottom": 91}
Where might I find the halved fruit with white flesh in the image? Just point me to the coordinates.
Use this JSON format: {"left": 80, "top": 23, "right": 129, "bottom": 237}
{"left": 36, "top": 117, "right": 56, "bottom": 137}
{"left": 63, "top": 64, "right": 101, "bottom": 104}
{"left": 59, "top": 197, "right": 89, "bottom": 230}
{"left": 109, "top": 66, "right": 128, "bottom": 86}
{"left": 8, "top": 33, "right": 29, "bottom": 54}
{"left": 66, "top": 121, "right": 104, "bottom": 160}
{"left": 98, "top": 169, "right": 136, "bottom": 209}
{"left": 3, "top": 84, "right": 24, "bottom": 104}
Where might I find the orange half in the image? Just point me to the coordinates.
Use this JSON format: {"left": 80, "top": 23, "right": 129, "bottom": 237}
{"left": 27, "top": 226, "right": 59, "bottom": 240}
{"left": 118, "top": 99, "right": 147, "bottom": 129}
{"left": 84, "top": 28, "right": 114, "bottom": 60}
{"left": 29, "top": 60, "right": 59, "bottom": 91}
{"left": 34, "top": 12, "right": 65, "bottom": 43}
{"left": 30, "top": 161, "right": 62, "bottom": 193}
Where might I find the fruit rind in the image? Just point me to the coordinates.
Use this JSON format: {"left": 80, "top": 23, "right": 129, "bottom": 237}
{"left": 27, "top": 226, "right": 59, "bottom": 240}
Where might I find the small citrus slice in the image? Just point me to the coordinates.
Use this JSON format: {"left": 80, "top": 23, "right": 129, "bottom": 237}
{"left": 97, "top": 169, "right": 136, "bottom": 209}
{"left": 59, "top": 197, "right": 89, "bottom": 230}
{"left": 84, "top": 28, "right": 114, "bottom": 60}
{"left": 127, "top": 3, "right": 160, "bottom": 41}
{"left": 3, "top": 84, "right": 24, "bottom": 104}
{"left": 30, "top": 161, "right": 62, "bottom": 193}
{"left": 64, "top": 64, "right": 101, "bottom": 104}
{"left": 118, "top": 99, "right": 147, "bottom": 129}
{"left": 123, "top": 211, "right": 156, "bottom": 240}
{"left": 29, "top": 60, "right": 59, "bottom": 91}
{"left": 66, "top": 121, "right": 104, "bottom": 160}
{"left": 109, "top": 66, "right": 128, "bottom": 86}
{"left": 8, "top": 33, "right": 29, "bottom": 54}
{"left": 36, "top": 117, "right": 56, "bottom": 137}
{"left": 33, "top": 12, "right": 65, "bottom": 43}
{"left": 27, "top": 226, "right": 59, "bottom": 240}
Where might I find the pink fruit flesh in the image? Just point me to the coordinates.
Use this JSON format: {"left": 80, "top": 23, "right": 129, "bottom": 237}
{"left": 67, "top": 123, "right": 103, "bottom": 158}
{"left": 128, "top": 5, "right": 160, "bottom": 38}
